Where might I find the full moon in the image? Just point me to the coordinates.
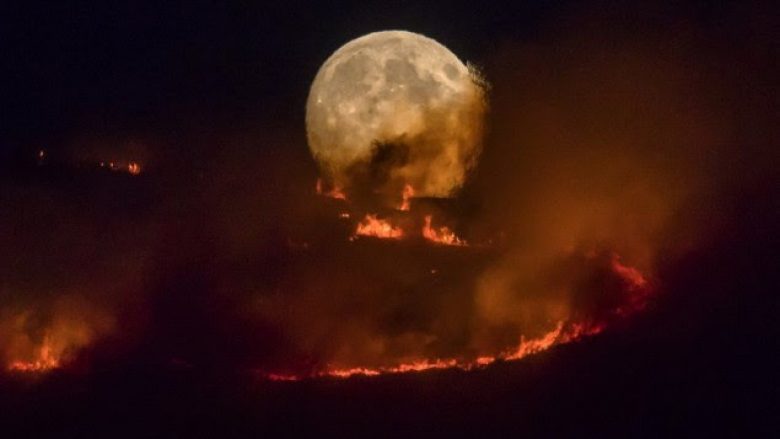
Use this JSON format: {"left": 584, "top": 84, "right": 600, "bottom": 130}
{"left": 306, "top": 30, "right": 486, "bottom": 199}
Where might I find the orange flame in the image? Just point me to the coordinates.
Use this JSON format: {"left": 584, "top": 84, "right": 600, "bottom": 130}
{"left": 326, "top": 358, "right": 459, "bottom": 378}
{"left": 354, "top": 214, "right": 403, "bottom": 240}
{"left": 505, "top": 321, "right": 565, "bottom": 360}
{"left": 316, "top": 178, "right": 347, "bottom": 200}
{"left": 98, "top": 160, "right": 142, "bottom": 176}
{"left": 264, "top": 319, "right": 609, "bottom": 381}
{"left": 127, "top": 162, "right": 142, "bottom": 175}
{"left": 422, "top": 215, "right": 467, "bottom": 246}
{"left": 399, "top": 184, "right": 414, "bottom": 211}
{"left": 3, "top": 299, "right": 115, "bottom": 375}
{"left": 262, "top": 256, "right": 652, "bottom": 382}
{"left": 263, "top": 323, "right": 576, "bottom": 381}
{"left": 7, "top": 335, "right": 60, "bottom": 373}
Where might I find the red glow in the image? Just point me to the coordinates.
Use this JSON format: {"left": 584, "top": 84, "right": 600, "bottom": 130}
{"left": 610, "top": 253, "right": 652, "bottom": 316}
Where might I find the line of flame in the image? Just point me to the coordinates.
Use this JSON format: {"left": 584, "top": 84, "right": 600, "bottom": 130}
{"left": 262, "top": 321, "right": 602, "bottom": 382}
{"left": 262, "top": 256, "right": 650, "bottom": 382}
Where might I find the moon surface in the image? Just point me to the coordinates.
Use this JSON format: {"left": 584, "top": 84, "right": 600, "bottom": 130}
{"left": 306, "top": 30, "right": 486, "bottom": 199}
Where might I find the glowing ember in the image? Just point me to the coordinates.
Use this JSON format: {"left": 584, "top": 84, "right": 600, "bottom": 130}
{"left": 264, "top": 373, "right": 300, "bottom": 382}
{"left": 316, "top": 178, "right": 347, "bottom": 200}
{"left": 354, "top": 214, "right": 403, "bottom": 239}
{"left": 422, "top": 215, "right": 466, "bottom": 246}
{"left": 399, "top": 184, "right": 415, "bottom": 211}
{"left": 127, "top": 162, "right": 142, "bottom": 175}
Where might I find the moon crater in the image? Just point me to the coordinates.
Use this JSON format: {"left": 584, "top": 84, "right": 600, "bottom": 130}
{"left": 306, "top": 30, "right": 487, "bottom": 200}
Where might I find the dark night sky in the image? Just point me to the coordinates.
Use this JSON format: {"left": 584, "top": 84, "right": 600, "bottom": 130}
{"left": 3, "top": 1, "right": 511, "bottom": 144}
{"left": 3, "top": 1, "right": 755, "bottom": 146}
{"left": 0, "top": 1, "right": 778, "bottom": 437}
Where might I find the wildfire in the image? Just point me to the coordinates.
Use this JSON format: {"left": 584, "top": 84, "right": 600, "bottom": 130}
{"left": 354, "top": 214, "right": 404, "bottom": 239}
{"left": 327, "top": 358, "right": 459, "bottom": 378}
{"left": 263, "top": 322, "right": 586, "bottom": 381}
{"left": 349, "top": 213, "right": 467, "bottom": 246}
{"left": 505, "top": 321, "right": 565, "bottom": 360}
{"left": 262, "top": 254, "right": 652, "bottom": 382}
{"left": 264, "top": 318, "right": 616, "bottom": 381}
{"left": 98, "top": 160, "right": 142, "bottom": 176}
{"left": 295, "top": 175, "right": 653, "bottom": 382}
{"left": 127, "top": 161, "right": 142, "bottom": 175}
{"left": 316, "top": 178, "right": 347, "bottom": 200}
{"left": 422, "top": 215, "right": 467, "bottom": 246}
{"left": 7, "top": 335, "right": 60, "bottom": 373}
{"left": 610, "top": 254, "right": 648, "bottom": 289}
{"left": 399, "top": 184, "right": 414, "bottom": 211}
{"left": 315, "top": 177, "right": 467, "bottom": 246}
{"left": 2, "top": 299, "right": 115, "bottom": 375}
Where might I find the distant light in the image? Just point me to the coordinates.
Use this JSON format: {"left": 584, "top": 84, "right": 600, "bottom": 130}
{"left": 128, "top": 162, "right": 142, "bottom": 175}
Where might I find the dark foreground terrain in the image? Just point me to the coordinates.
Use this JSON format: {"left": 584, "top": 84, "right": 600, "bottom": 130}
{"left": 1, "top": 188, "right": 775, "bottom": 437}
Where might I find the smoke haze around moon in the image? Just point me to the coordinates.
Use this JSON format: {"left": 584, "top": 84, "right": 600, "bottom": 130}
{"left": 306, "top": 30, "right": 487, "bottom": 199}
